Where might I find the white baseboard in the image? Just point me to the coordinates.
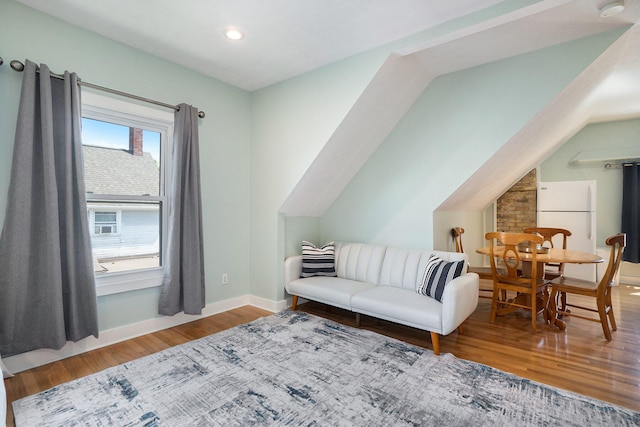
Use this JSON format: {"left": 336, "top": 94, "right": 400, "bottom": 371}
{"left": 3, "top": 295, "right": 290, "bottom": 375}
{"left": 621, "top": 275, "right": 640, "bottom": 286}
{"left": 249, "top": 294, "right": 290, "bottom": 312}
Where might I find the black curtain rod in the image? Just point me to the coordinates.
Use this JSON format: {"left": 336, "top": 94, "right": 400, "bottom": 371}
{"left": 604, "top": 162, "right": 637, "bottom": 169}
{"left": 4, "top": 58, "right": 205, "bottom": 119}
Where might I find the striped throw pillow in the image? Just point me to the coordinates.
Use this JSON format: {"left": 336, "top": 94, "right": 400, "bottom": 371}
{"left": 301, "top": 241, "right": 337, "bottom": 278}
{"left": 417, "top": 254, "right": 465, "bottom": 302}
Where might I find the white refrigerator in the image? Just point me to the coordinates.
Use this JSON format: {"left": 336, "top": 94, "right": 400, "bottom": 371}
{"left": 537, "top": 180, "right": 597, "bottom": 281}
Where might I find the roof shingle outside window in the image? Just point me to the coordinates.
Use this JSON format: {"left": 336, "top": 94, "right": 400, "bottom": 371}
{"left": 83, "top": 146, "right": 159, "bottom": 196}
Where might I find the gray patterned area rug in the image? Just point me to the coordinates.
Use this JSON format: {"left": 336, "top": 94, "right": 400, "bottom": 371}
{"left": 13, "top": 311, "right": 640, "bottom": 426}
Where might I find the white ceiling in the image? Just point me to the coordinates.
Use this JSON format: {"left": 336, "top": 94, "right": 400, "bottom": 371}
{"left": 13, "top": 0, "right": 504, "bottom": 91}
{"left": 12, "top": 0, "right": 640, "bottom": 217}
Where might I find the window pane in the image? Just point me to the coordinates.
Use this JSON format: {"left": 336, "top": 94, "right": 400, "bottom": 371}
{"left": 95, "top": 212, "right": 117, "bottom": 223}
{"left": 89, "top": 202, "right": 160, "bottom": 274}
{"left": 82, "top": 118, "right": 161, "bottom": 196}
{"left": 82, "top": 116, "right": 163, "bottom": 275}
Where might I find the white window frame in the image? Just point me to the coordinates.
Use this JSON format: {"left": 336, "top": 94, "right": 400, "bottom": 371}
{"left": 82, "top": 92, "right": 173, "bottom": 296}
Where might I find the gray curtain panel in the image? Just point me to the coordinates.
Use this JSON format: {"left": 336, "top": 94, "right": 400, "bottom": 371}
{"left": 622, "top": 162, "right": 639, "bottom": 263}
{"left": 158, "top": 104, "right": 205, "bottom": 316}
{"left": 0, "top": 60, "right": 98, "bottom": 355}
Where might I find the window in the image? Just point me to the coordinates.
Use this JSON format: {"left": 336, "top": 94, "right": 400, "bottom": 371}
{"left": 81, "top": 92, "right": 173, "bottom": 296}
{"left": 93, "top": 211, "right": 119, "bottom": 235}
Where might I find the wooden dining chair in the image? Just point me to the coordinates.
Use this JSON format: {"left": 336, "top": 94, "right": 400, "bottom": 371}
{"left": 452, "top": 227, "right": 494, "bottom": 298}
{"left": 486, "top": 232, "right": 547, "bottom": 332}
{"left": 524, "top": 227, "right": 572, "bottom": 310}
{"left": 549, "top": 233, "right": 626, "bottom": 341}
{"left": 523, "top": 227, "right": 572, "bottom": 281}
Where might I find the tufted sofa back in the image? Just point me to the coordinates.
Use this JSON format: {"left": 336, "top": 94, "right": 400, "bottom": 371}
{"left": 334, "top": 242, "right": 387, "bottom": 284}
{"left": 334, "top": 242, "right": 468, "bottom": 289}
{"left": 380, "top": 248, "right": 468, "bottom": 290}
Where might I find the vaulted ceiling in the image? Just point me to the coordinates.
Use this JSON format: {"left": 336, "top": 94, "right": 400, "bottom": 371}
{"left": 281, "top": 0, "right": 640, "bottom": 216}
{"left": 439, "top": 19, "right": 640, "bottom": 211}
{"left": 13, "top": 0, "right": 640, "bottom": 216}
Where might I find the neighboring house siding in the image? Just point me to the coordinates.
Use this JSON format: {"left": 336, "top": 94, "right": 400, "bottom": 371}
{"left": 91, "top": 209, "right": 159, "bottom": 260}
{"left": 83, "top": 145, "right": 160, "bottom": 261}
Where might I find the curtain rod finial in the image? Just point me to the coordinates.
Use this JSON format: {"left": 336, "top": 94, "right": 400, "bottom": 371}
{"left": 10, "top": 60, "right": 24, "bottom": 72}
{"left": 0, "top": 57, "right": 3, "bottom": 66}
{"left": 198, "top": 111, "right": 205, "bottom": 118}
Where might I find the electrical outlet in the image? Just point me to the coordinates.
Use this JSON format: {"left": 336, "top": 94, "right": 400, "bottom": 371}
{"left": 222, "top": 273, "right": 229, "bottom": 285}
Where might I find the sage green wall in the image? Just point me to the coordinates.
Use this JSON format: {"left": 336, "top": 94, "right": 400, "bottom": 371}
{"left": 539, "top": 118, "right": 640, "bottom": 279}
{"left": 0, "top": 0, "right": 252, "bottom": 329}
{"left": 250, "top": 52, "right": 383, "bottom": 302}
{"left": 269, "top": 0, "right": 543, "bottom": 301}
{"left": 432, "top": 210, "right": 488, "bottom": 264}
{"left": 431, "top": 205, "right": 495, "bottom": 268}
{"left": 320, "top": 31, "right": 622, "bottom": 251}
{"left": 284, "top": 217, "right": 321, "bottom": 258}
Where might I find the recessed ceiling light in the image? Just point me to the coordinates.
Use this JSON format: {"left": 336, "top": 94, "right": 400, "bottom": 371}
{"left": 224, "top": 27, "right": 244, "bottom": 41}
{"left": 599, "top": 1, "right": 625, "bottom": 18}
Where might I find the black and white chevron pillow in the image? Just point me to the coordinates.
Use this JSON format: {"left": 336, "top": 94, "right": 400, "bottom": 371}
{"left": 417, "top": 254, "right": 465, "bottom": 302}
{"left": 301, "top": 241, "right": 337, "bottom": 278}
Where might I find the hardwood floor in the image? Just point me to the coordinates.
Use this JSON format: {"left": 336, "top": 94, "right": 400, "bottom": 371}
{"left": 4, "top": 282, "right": 640, "bottom": 425}
{"left": 3, "top": 306, "right": 273, "bottom": 426}
{"left": 297, "top": 281, "right": 640, "bottom": 412}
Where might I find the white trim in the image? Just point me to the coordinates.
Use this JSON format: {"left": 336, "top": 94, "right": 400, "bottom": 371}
{"left": 95, "top": 269, "right": 163, "bottom": 296}
{"left": 2, "top": 295, "right": 287, "bottom": 374}
{"left": 82, "top": 91, "right": 173, "bottom": 124}
{"left": 621, "top": 275, "right": 640, "bottom": 286}
{"left": 82, "top": 92, "right": 173, "bottom": 295}
{"left": 248, "top": 294, "right": 290, "bottom": 312}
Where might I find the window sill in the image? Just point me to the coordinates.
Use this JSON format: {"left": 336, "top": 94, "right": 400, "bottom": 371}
{"left": 96, "top": 268, "right": 164, "bottom": 296}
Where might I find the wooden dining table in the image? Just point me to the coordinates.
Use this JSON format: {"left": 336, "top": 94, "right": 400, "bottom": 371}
{"left": 475, "top": 246, "right": 603, "bottom": 328}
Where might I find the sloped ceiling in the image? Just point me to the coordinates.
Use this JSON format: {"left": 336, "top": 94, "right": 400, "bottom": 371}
{"left": 279, "top": 0, "right": 640, "bottom": 217}
{"left": 438, "top": 21, "right": 640, "bottom": 211}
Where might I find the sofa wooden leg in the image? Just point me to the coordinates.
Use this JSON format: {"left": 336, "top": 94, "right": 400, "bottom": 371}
{"left": 355, "top": 313, "right": 361, "bottom": 327}
{"left": 291, "top": 295, "right": 298, "bottom": 310}
{"left": 430, "top": 331, "right": 440, "bottom": 355}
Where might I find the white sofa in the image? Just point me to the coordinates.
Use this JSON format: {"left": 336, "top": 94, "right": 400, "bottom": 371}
{"left": 284, "top": 242, "right": 479, "bottom": 355}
